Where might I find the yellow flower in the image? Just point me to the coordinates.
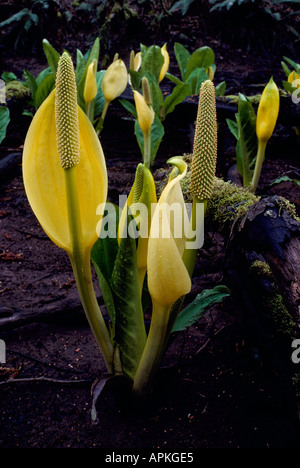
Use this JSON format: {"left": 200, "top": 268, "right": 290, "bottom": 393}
{"left": 256, "top": 77, "right": 280, "bottom": 143}
{"left": 288, "top": 70, "right": 300, "bottom": 87}
{"left": 118, "top": 163, "right": 157, "bottom": 293}
{"left": 23, "top": 89, "right": 107, "bottom": 255}
{"left": 158, "top": 43, "right": 169, "bottom": 83}
{"left": 22, "top": 52, "right": 113, "bottom": 372}
{"left": 101, "top": 59, "right": 128, "bottom": 103}
{"left": 83, "top": 59, "right": 97, "bottom": 104}
{"left": 133, "top": 90, "right": 155, "bottom": 133}
{"left": 147, "top": 157, "right": 191, "bottom": 307}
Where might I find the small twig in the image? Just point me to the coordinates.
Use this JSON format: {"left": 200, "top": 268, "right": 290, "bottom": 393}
{"left": 0, "top": 376, "right": 92, "bottom": 386}
{"left": 196, "top": 324, "right": 230, "bottom": 355}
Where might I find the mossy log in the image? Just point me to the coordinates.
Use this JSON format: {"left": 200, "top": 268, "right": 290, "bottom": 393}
{"left": 225, "top": 194, "right": 300, "bottom": 377}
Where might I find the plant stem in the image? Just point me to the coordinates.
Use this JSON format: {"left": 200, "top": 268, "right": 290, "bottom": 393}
{"left": 64, "top": 166, "right": 114, "bottom": 374}
{"left": 250, "top": 140, "right": 267, "bottom": 193}
{"left": 132, "top": 301, "right": 170, "bottom": 399}
{"left": 143, "top": 128, "right": 151, "bottom": 168}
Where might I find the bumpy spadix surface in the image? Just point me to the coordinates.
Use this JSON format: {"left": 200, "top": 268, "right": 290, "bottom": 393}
{"left": 190, "top": 80, "right": 217, "bottom": 200}
{"left": 22, "top": 56, "right": 107, "bottom": 254}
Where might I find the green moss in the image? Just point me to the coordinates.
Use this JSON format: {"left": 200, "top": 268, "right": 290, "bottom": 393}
{"left": 206, "top": 178, "right": 259, "bottom": 231}
{"left": 155, "top": 155, "right": 260, "bottom": 232}
{"left": 249, "top": 259, "right": 298, "bottom": 341}
{"left": 5, "top": 80, "right": 31, "bottom": 101}
{"left": 249, "top": 260, "right": 273, "bottom": 278}
{"left": 276, "top": 196, "right": 300, "bottom": 223}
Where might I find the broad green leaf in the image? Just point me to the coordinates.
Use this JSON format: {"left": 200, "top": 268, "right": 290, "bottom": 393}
{"left": 75, "top": 49, "right": 86, "bottom": 85}
{"left": 134, "top": 115, "right": 164, "bottom": 165}
{"left": 94, "top": 70, "right": 106, "bottom": 117}
{"left": 163, "top": 82, "right": 190, "bottom": 117}
{"left": 111, "top": 214, "right": 147, "bottom": 381}
{"left": 237, "top": 93, "right": 257, "bottom": 187}
{"left": 34, "top": 73, "right": 55, "bottom": 108}
{"left": 77, "top": 37, "right": 100, "bottom": 110}
{"left": 35, "top": 67, "right": 52, "bottom": 87}
{"left": 149, "top": 80, "right": 164, "bottom": 117}
{"left": 1, "top": 72, "right": 17, "bottom": 83}
{"left": 91, "top": 202, "right": 120, "bottom": 325}
{"left": 0, "top": 9, "right": 29, "bottom": 28}
{"left": 119, "top": 98, "right": 137, "bottom": 119}
{"left": 0, "top": 106, "right": 10, "bottom": 144}
{"left": 215, "top": 81, "right": 226, "bottom": 96}
{"left": 169, "top": 0, "right": 195, "bottom": 15}
{"left": 281, "top": 60, "right": 291, "bottom": 78}
{"left": 283, "top": 56, "right": 300, "bottom": 75}
{"left": 42, "top": 39, "right": 60, "bottom": 74}
{"left": 171, "top": 285, "right": 230, "bottom": 333}
{"left": 185, "top": 67, "right": 208, "bottom": 95}
{"left": 174, "top": 42, "right": 190, "bottom": 80}
{"left": 184, "top": 47, "right": 215, "bottom": 81}
{"left": 226, "top": 117, "right": 239, "bottom": 139}
{"left": 23, "top": 69, "right": 37, "bottom": 99}
{"left": 141, "top": 44, "right": 164, "bottom": 83}
{"left": 165, "top": 72, "right": 184, "bottom": 87}
{"left": 128, "top": 69, "right": 141, "bottom": 91}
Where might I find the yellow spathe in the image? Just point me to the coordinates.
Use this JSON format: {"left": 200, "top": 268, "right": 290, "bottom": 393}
{"left": 147, "top": 158, "right": 191, "bottom": 307}
{"left": 22, "top": 89, "right": 107, "bottom": 255}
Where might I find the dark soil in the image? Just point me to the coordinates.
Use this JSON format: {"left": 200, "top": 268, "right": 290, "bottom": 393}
{"left": 0, "top": 1, "right": 300, "bottom": 450}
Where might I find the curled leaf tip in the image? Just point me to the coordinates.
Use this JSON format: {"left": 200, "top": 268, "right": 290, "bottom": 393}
{"left": 55, "top": 52, "right": 80, "bottom": 169}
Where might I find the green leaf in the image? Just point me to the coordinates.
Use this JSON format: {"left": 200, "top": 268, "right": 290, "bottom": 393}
{"left": 149, "top": 80, "right": 164, "bottom": 117}
{"left": 215, "top": 80, "right": 226, "bottom": 96}
{"left": 94, "top": 70, "right": 106, "bottom": 118}
{"left": 185, "top": 67, "right": 208, "bottom": 95}
{"left": 283, "top": 56, "right": 300, "bottom": 75}
{"left": 174, "top": 42, "right": 190, "bottom": 80}
{"left": 23, "top": 69, "right": 37, "bottom": 99}
{"left": 0, "top": 106, "right": 10, "bottom": 144}
{"left": 184, "top": 47, "right": 215, "bottom": 81}
{"left": 91, "top": 202, "right": 120, "bottom": 325}
{"left": 237, "top": 93, "right": 257, "bottom": 186}
{"left": 75, "top": 49, "right": 86, "bottom": 85}
{"left": 1, "top": 72, "right": 17, "bottom": 83}
{"left": 77, "top": 37, "right": 100, "bottom": 110}
{"left": 134, "top": 115, "right": 165, "bottom": 165}
{"left": 128, "top": 69, "right": 142, "bottom": 91}
{"left": 141, "top": 44, "right": 164, "bottom": 83}
{"left": 226, "top": 117, "right": 239, "bottom": 140}
{"left": 119, "top": 98, "right": 137, "bottom": 119}
{"left": 165, "top": 72, "right": 184, "bottom": 87}
{"left": 35, "top": 67, "right": 52, "bottom": 87}
{"left": 0, "top": 9, "right": 29, "bottom": 28}
{"left": 281, "top": 60, "right": 291, "bottom": 78}
{"left": 163, "top": 83, "right": 190, "bottom": 117}
{"left": 42, "top": 39, "right": 60, "bottom": 74}
{"left": 171, "top": 285, "right": 230, "bottom": 333}
{"left": 169, "top": 0, "right": 195, "bottom": 16}
{"left": 34, "top": 73, "right": 55, "bottom": 108}
{"left": 111, "top": 213, "right": 147, "bottom": 381}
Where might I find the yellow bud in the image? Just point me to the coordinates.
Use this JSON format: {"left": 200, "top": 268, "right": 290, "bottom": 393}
{"left": 101, "top": 59, "right": 127, "bottom": 102}
{"left": 83, "top": 60, "right": 97, "bottom": 104}
{"left": 256, "top": 77, "right": 280, "bottom": 143}
{"left": 133, "top": 90, "right": 155, "bottom": 133}
{"left": 158, "top": 43, "right": 169, "bottom": 83}
{"left": 288, "top": 70, "right": 300, "bottom": 87}
{"left": 206, "top": 66, "right": 214, "bottom": 81}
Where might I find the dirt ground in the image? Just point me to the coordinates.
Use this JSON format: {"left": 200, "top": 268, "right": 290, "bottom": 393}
{"left": 0, "top": 1, "right": 300, "bottom": 449}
